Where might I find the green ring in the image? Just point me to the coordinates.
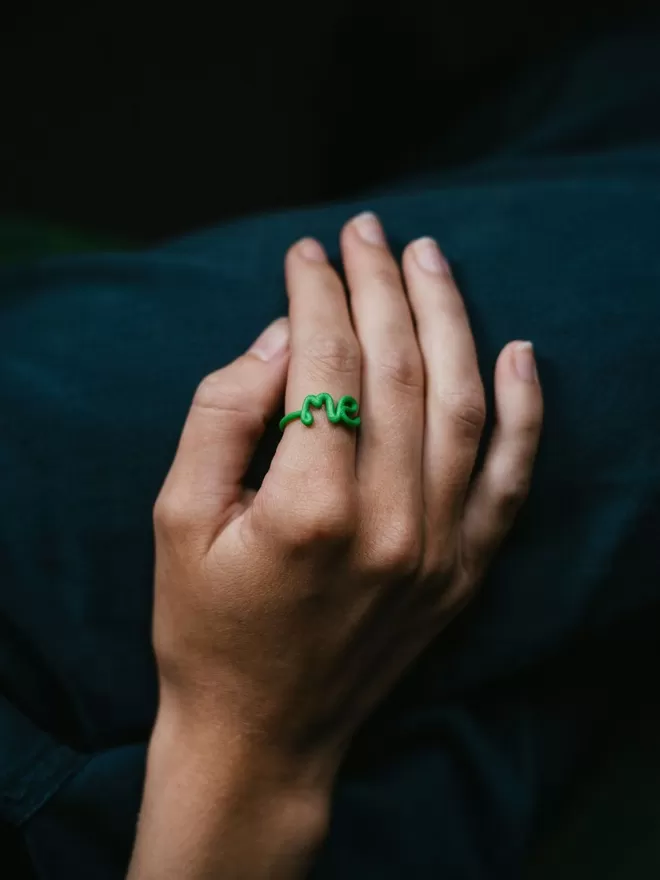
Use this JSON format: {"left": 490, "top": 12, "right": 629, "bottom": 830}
{"left": 279, "top": 393, "right": 361, "bottom": 432}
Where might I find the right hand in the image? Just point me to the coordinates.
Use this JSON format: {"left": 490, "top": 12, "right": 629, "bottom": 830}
{"left": 152, "top": 211, "right": 543, "bottom": 793}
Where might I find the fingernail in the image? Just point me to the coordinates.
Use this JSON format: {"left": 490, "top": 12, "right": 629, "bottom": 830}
{"left": 299, "top": 238, "right": 327, "bottom": 262}
{"left": 250, "top": 317, "right": 290, "bottom": 361}
{"left": 413, "top": 237, "right": 448, "bottom": 274}
{"left": 353, "top": 211, "right": 386, "bottom": 245}
{"left": 514, "top": 341, "right": 538, "bottom": 383}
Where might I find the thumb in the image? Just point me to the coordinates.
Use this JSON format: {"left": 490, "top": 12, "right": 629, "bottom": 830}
{"left": 156, "top": 318, "right": 290, "bottom": 532}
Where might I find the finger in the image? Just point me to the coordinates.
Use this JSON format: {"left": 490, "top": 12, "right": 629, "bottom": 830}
{"left": 275, "top": 238, "right": 361, "bottom": 483}
{"left": 340, "top": 213, "right": 424, "bottom": 547}
{"left": 460, "top": 340, "right": 543, "bottom": 580}
{"left": 155, "top": 318, "right": 290, "bottom": 535}
{"left": 402, "top": 238, "right": 486, "bottom": 562}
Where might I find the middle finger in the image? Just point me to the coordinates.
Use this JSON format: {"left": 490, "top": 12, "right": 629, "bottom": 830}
{"left": 341, "top": 213, "right": 425, "bottom": 545}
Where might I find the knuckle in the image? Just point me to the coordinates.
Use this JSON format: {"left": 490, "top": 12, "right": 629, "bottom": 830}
{"left": 288, "top": 511, "right": 354, "bottom": 548}
{"left": 443, "top": 388, "right": 486, "bottom": 438}
{"left": 194, "top": 372, "right": 237, "bottom": 410}
{"left": 433, "top": 574, "right": 475, "bottom": 623}
{"left": 305, "top": 333, "right": 360, "bottom": 376}
{"left": 375, "top": 347, "right": 424, "bottom": 394}
{"left": 153, "top": 492, "right": 191, "bottom": 536}
{"left": 424, "top": 546, "right": 457, "bottom": 582}
{"left": 193, "top": 370, "right": 228, "bottom": 405}
{"left": 153, "top": 492, "right": 211, "bottom": 554}
{"left": 519, "top": 410, "right": 544, "bottom": 440}
{"left": 364, "top": 525, "right": 422, "bottom": 577}
{"left": 193, "top": 372, "right": 262, "bottom": 425}
{"left": 283, "top": 488, "right": 357, "bottom": 547}
{"left": 494, "top": 473, "right": 532, "bottom": 516}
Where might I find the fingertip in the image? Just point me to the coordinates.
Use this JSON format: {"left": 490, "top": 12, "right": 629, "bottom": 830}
{"left": 339, "top": 218, "right": 353, "bottom": 251}
{"left": 512, "top": 341, "right": 539, "bottom": 384}
{"left": 401, "top": 240, "right": 423, "bottom": 284}
{"left": 249, "top": 317, "right": 291, "bottom": 362}
{"left": 494, "top": 341, "right": 544, "bottom": 428}
{"left": 342, "top": 211, "right": 387, "bottom": 248}
{"left": 494, "top": 341, "right": 538, "bottom": 385}
{"left": 410, "top": 237, "right": 450, "bottom": 275}
{"left": 288, "top": 237, "right": 327, "bottom": 266}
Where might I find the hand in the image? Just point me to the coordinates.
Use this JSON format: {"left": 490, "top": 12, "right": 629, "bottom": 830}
{"left": 129, "top": 213, "right": 543, "bottom": 879}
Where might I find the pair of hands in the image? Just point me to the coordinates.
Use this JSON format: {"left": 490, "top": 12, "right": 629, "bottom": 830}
{"left": 128, "top": 212, "right": 543, "bottom": 879}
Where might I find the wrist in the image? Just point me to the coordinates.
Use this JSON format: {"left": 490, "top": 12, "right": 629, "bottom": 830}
{"left": 152, "top": 679, "right": 343, "bottom": 800}
{"left": 129, "top": 698, "right": 332, "bottom": 879}
{"left": 155, "top": 698, "right": 333, "bottom": 813}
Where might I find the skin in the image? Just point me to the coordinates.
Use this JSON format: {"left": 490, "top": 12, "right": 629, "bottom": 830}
{"left": 127, "top": 212, "right": 543, "bottom": 879}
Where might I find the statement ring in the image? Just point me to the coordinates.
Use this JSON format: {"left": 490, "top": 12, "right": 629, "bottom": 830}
{"left": 279, "top": 393, "right": 361, "bottom": 432}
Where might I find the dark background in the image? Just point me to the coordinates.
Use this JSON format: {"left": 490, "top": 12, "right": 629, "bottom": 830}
{"left": 0, "top": 0, "right": 646, "bottom": 242}
{"left": 0, "top": 3, "right": 658, "bottom": 876}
